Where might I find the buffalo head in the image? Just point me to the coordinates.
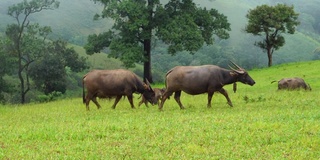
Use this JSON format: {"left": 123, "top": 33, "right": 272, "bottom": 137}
{"left": 142, "top": 79, "right": 158, "bottom": 105}
{"left": 229, "top": 61, "right": 255, "bottom": 86}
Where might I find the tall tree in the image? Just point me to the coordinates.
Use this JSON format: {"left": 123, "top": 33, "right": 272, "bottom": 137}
{"left": 6, "top": 0, "right": 59, "bottom": 103}
{"left": 244, "top": 4, "right": 300, "bottom": 67}
{"left": 85, "top": 0, "right": 230, "bottom": 82}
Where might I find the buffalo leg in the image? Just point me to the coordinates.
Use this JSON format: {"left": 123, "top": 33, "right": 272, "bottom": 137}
{"left": 127, "top": 94, "right": 135, "bottom": 109}
{"left": 174, "top": 91, "right": 185, "bottom": 109}
{"left": 91, "top": 97, "right": 102, "bottom": 109}
{"left": 138, "top": 99, "right": 143, "bottom": 107}
{"left": 159, "top": 91, "right": 172, "bottom": 111}
{"left": 207, "top": 92, "right": 214, "bottom": 108}
{"left": 219, "top": 88, "right": 233, "bottom": 107}
{"left": 85, "top": 96, "right": 90, "bottom": 111}
{"left": 138, "top": 96, "right": 149, "bottom": 107}
{"left": 85, "top": 94, "right": 92, "bottom": 111}
{"left": 112, "top": 95, "right": 122, "bottom": 109}
{"left": 144, "top": 101, "right": 149, "bottom": 107}
{"left": 85, "top": 99, "right": 90, "bottom": 111}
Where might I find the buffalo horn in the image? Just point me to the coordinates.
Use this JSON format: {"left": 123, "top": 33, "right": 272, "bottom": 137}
{"left": 145, "top": 78, "right": 153, "bottom": 90}
{"left": 230, "top": 61, "right": 242, "bottom": 69}
{"left": 228, "top": 65, "right": 237, "bottom": 71}
{"left": 229, "top": 61, "right": 245, "bottom": 74}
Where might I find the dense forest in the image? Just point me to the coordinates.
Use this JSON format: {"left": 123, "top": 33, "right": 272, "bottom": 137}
{"left": 0, "top": 0, "right": 320, "bottom": 103}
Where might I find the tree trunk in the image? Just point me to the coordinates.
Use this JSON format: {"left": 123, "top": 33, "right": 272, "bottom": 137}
{"left": 267, "top": 48, "right": 273, "bottom": 67}
{"left": 143, "top": 0, "right": 154, "bottom": 83}
{"left": 18, "top": 59, "right": 25, "bottom": 104}
{"left": 143, "top": 39, "right": 153, "bottom": 83}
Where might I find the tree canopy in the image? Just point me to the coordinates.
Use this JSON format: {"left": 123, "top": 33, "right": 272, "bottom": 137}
{"left": 245, "top": 4, "right": 300, "bottom": 67}
{"left": 85, "top": 0, "right": 230, "bottom": 82}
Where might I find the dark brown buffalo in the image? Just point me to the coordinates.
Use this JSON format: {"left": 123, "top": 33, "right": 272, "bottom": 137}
{"left": 272, "top": 77, "right": 311, "bottom": 90}
{"left": 159, "top": 62, "right": 255, "bottom": 110}
{"left": 138, "top": 88, "right": 165, "bottom": 107}
{"left": 82, "top": 69, "right": 156, "bottom": 110}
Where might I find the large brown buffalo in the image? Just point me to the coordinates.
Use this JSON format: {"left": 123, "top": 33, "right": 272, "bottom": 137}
{"left": 272, "top": 77, "right": 311, "bottom": 90}
{"left": 159, "top": 62, "right": 255, "bottom": 110}
{"left": 83, "top": 69, "right": 157, "bottom": 110}
{"left": 138, "top": 88, "right": 165, "bottom": 107}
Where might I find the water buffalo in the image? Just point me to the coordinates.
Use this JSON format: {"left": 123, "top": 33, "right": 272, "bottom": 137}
{"left": 159, "top": 62, "right": 256, "bottom": 110}
{"left": 272, "top": 77, "right": 311, "bottom": 90}
{"left": 82, "top": 69, "right": 157, "bottom": 110}
{"left": 138, "top": 88, "right": 165, "bottom": 107}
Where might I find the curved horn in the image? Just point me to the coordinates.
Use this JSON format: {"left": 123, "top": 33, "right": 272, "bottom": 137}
{"left": 145, "top": 78, "right": 150, "bottom": 85}
{"left": 228, "top": 65, "right": 238, "bottom": 71}
{"left": 229, "top": 60, "right": 242, "bottom": 69}
{"left": 145, "top": 78, "right": 153, "bottom": 90}
{"left": 228, "top": 65, "right": 244, "bottom": 74}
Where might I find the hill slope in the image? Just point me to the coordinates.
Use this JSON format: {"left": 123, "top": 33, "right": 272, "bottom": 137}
{"left": 1, "top": 0, "right": 320, "bottom": 72}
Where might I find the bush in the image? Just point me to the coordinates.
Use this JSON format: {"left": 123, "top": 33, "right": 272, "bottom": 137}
{"left": 36, "top": 91, "right": 63, "bottom": 103}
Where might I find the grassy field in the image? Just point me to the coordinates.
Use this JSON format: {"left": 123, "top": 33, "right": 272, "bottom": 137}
{"left": 1, "top": 61, "right": 320, "bottom": 159}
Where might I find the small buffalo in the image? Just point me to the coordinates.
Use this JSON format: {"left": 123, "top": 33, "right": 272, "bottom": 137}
{"left": 82, "top": 69, "right": 157, "bottom": 110}
{"left": 138, "top": 88, "right": 165, "bottom": 107}
{"left": 272, "top": 77, "right": 311, "bottom": 90}
{"left": 159, "top": 62, "right": 255, "bottom": 110}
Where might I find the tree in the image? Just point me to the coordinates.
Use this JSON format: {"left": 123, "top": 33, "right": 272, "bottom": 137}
{"left": 6, "top": 0, "right": 59, "bottom": 103}
{"left": 85, "top": 0, "right": 230, "bottom": 82}
{"left": 4, "top": 1, "right": 87, "bottom": 103}
{"left": 29, "top": 40, "right": 88, "bottom": 95}
{"left": 244, "top": 4, "right": 300, "bottom": 67}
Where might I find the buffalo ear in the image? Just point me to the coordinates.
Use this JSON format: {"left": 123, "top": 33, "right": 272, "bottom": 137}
{"left": 229, "top": 71, "right": 237, "bottom": 76}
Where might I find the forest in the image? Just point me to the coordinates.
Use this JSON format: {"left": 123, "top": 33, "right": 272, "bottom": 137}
{"left": 0, "top": 0, "right": 320, "bottom": 103}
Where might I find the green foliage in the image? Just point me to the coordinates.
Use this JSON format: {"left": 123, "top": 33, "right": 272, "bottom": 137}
{"left": 155, "top": 0, "right": 231, "bottom": 55}
{"left": 29, "top": 53, "right": 66, "bottom": 94}
{"left": 29, "top": 40, "right": 88, "bottom": 95}
{"left": 36, "top": 91, "right": 63, "bottom": 103}
{"left": 50, "top": 40, "right": 88, "bottom": 73}
{"left": 84, "top": 31, "right": 113, "bottom": 55}
{"left": 7, "top": 0, "right": 59, "bottom": 16}
{"left": 0, "top": 37, "right": 15, "bottom": 101}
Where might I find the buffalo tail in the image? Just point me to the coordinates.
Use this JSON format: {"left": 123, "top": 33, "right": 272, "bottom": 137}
{"left": 82, "top": 79, "right": 85, "bottom": 104}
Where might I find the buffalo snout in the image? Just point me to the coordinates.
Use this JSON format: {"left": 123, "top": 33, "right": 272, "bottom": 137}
{"left": 142, "top": 91, "right": 157, "bottom": 105}
{"left": 249, "top": 80, "right": 255, "bottom": 86}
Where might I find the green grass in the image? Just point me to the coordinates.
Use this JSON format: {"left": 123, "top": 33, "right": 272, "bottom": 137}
{"left": 1, "top": 61, "right": 320, "bottom": 159}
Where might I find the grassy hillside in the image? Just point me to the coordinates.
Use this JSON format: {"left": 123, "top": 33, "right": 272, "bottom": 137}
{"left": 71, "top": 44, "right": 125, "bottom": 70}
{"left": 0, "top": 60, "right": 319, "bottom": 159}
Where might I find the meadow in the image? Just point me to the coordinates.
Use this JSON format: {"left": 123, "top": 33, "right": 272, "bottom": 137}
{"left": 0, "top": 61, "right": 320, "bottom": 159}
